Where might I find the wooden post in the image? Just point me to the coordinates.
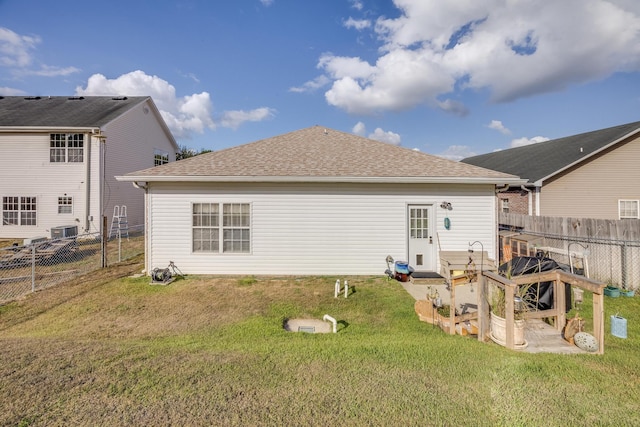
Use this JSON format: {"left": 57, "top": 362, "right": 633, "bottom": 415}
{"left": 449, "top": 278, "right": 456, "bottom": 335}
{"left": 593, "top": 291, "right": 605, "bottom": 355}
{"left": 554, "top": 274, "right": 566, "bottom": 332}
{"left": 477, "top": 274, "right": 489, "bottom": 342}
{"left": 505, "top": 283, "right": 515, "bottom": 350}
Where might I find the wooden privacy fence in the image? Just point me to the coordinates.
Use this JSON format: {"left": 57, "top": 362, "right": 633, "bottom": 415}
{"left": 499, "top": 213, "right": 640, "bottom": 241}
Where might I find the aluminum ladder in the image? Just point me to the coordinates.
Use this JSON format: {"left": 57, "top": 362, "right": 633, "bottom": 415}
{"left": 109, "top": 205, "right": 129, "bottom": 239}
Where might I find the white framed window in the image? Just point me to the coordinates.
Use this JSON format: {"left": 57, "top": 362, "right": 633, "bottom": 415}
{"left": 50, "top": 133, "right": 84, "bottom": 163}
{"left": 154, "top": 149, "right": 169, "bottom": 166}
{"left": 501, "top": 198, "right": 510, "bottom": 214}
{"left": 58, "top": 196, "right": 73, "bottom": 214}
{"left": 223, "top": 203, "right": 251, "bottom": 253}
{"left": 2, "top": 196, "right": 36, "bottom": 226}
{"left": 619, "top": 200, "right": 639, "bottom": 219}
{"left": 192, "top": 203, "right": 250, "bottom": 253}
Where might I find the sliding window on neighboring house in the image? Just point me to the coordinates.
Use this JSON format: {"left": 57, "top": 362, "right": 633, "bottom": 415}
{"left": 50, "top": 133, "right": 84, "bottom": 163}
{"left": 2, "top": 196, "right": 36, "bottom": 226}
{"left": 58, "top": 196, "right": 73, "bottom": 214}
{"left": 192, "top": 203, "right": 250, "bottom": 253}
{"left": 619, "top": 200, "right": 639, "bottom": 219}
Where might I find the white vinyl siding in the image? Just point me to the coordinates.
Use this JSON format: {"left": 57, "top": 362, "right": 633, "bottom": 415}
{"left": 146, "top": 182, "right": 497, "bottom": 276}
{"left": 103, "top": 100, "right": 177, "bottom": 230}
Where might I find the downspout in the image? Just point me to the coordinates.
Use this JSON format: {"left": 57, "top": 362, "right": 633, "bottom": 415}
{"left": 495, "top": 184, "right": 510, "bottom": 262}
{"left": 133, "top": 181, "right": 149, "bottom": 274}
{"left": 84, "top": 132, "right": 92, "bottom": 232}
{"left": 520, "top": 185, "right": 533, "bottom": 216}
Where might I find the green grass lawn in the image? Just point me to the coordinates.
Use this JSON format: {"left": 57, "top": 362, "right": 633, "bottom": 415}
{"left": 1, "top": 261, "right": 639, "bottom": 426}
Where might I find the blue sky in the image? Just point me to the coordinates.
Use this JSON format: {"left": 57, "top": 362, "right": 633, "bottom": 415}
{"left": 2, "top": 0, "right": 640, "bottom": 159}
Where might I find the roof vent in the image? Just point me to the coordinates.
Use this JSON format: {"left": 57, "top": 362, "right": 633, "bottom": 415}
{"left": 580, "top": 147, "right": 583, "bottom": 153}
{"left": 112, "top": 96, "right": 128, "bottom": 101}
{"left": 68, "top": 96, "right": 85, "bottom": 100}
{"left": 24, "top": 96, "right": 42, "bottom": 100}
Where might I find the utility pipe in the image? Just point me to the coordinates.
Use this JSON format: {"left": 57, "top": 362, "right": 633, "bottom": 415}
{"left": 323, "top": 314, "right": 337, "bottom": 333}
{"left": 344, "top": 280, "right": 348, "bottom": 298}
{"left": 334, "top": 279, "right": 340, "bottom": 298}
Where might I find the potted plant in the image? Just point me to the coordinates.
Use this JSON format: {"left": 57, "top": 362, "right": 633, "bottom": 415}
{"left": 489, "top": 285, "right": 528, "bottom": 348}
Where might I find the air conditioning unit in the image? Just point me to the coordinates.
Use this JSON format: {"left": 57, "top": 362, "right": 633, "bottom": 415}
{"left": 23, "top": 236, "right": 48, "bottom": 246}
{"left": 51, "top": 225, "right": 78, "bottom": 240}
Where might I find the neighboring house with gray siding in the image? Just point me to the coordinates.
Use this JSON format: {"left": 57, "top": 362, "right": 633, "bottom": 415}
{"left": 462, "top": 120, "right": 640, "bottom": 221}
{"left": 0, "top": 96, "right": 178, "bottom": 239}
{"left": 118, "top": 126, "right": 522, "bottom": 276}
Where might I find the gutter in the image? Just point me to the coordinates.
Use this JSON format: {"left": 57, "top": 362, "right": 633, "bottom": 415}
{"left": 116, "top": 175, "right": 528, "bottom": 186}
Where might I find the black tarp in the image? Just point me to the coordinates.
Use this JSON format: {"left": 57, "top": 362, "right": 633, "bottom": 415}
{"left": 498, "top": 256, "right": 572, "bottom": 313}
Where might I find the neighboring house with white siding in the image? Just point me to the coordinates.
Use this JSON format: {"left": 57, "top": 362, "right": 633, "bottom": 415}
{"left": 0, "top": 96, "right": 178, "bottom": 239}
{"left": 118, "top": 126, "right": 522, "bottom": 276}
{"left": 462, "top": 120, "right": 640, "bottom": 220}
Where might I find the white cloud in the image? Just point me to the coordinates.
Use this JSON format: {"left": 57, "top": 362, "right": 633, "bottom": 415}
{"left": 316, "top": 1, "right": 640, "bottom": 113}
{"left": 76, "top": 70, "right": 273, "bottom": 139}
{"left": 510, "top": 136, "right": 550, "bottom": 148}
{"left": 0, "top": 27, "right": 38, "bottom": 68}
{"left": 322, "top": 48, "right": 453, "bottom": 114}
{"left": 0, "top": 26, "right": 79, "bottom": 77}
{"left": 437, "top": 99, "right": 469, "bottom": 117}
{"left": 351, "top": 122, "right": 400, "bottom": 144}
{"left": 438, "top": 145, "right": 476, "bottom": 161}
{"left": 368, "top": 127, "right": 401, "bottom": 145}
{"left": 220, "top": 107, "right": 276, "bottom": 129}
{"left": 344, "top": 17, "right": 371, "bottom": 31}
{"left": 259, "top": 0, "right": 274, "bottom": 6}
{"left": 349, "top": 0, "right": 363, "bottom": 10}
{"left": 352, "top": 121, "right": 366, "bottom": 135}
{"left": 24, "top": 64, "right": 80, "bottom": 77}
{"left": 288, "top": 75, "right": 330, "bottom": 93}
{"left": 487, "top": 120, "right": 511, "bottom": 135}
{"left": 0, "top": 86, "right": 25, "bottom": 95}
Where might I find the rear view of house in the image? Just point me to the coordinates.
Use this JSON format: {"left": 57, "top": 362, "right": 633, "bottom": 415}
{"left": 0, "top": 96, "right": 178, "bottom": 239}
{"left": 118, "top": 126, "right": 523, "bottom": 276}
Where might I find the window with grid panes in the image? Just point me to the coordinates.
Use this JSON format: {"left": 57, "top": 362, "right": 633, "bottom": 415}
{"left": 3, "top": 196, "right": 37, "bottom": 226}
{"left": 50, "top": 133, "right": 83, "bottom": 163}
{"left": 619, "top": 200, "right": 639, "bottom": 219}
{"left": 192, "top": 203, "right": 250, "bottom": 253}
{"left": 58, "top": 196, "right": 73, "bottom": 214}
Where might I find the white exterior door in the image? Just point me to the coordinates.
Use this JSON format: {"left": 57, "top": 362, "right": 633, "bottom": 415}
{"left": 408, "top": 205, "right": 434, "bottom": 271}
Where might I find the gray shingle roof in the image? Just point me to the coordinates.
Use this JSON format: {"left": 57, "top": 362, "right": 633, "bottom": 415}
{"left": 0, "top": 96, "right": 150, "bottom": 128}
{"left": 462, "top": 120, "right": 640, "bottom": 184}
{"left": 120, "top": 125, "right": 521, "bottom": 184}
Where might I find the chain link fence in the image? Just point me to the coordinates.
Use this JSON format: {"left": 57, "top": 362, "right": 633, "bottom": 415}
{"left": 0, "top": 225, "right": 144, "bottom": 304}
{"left": 506, "top": 230, "right": 639, "bottom": 291}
